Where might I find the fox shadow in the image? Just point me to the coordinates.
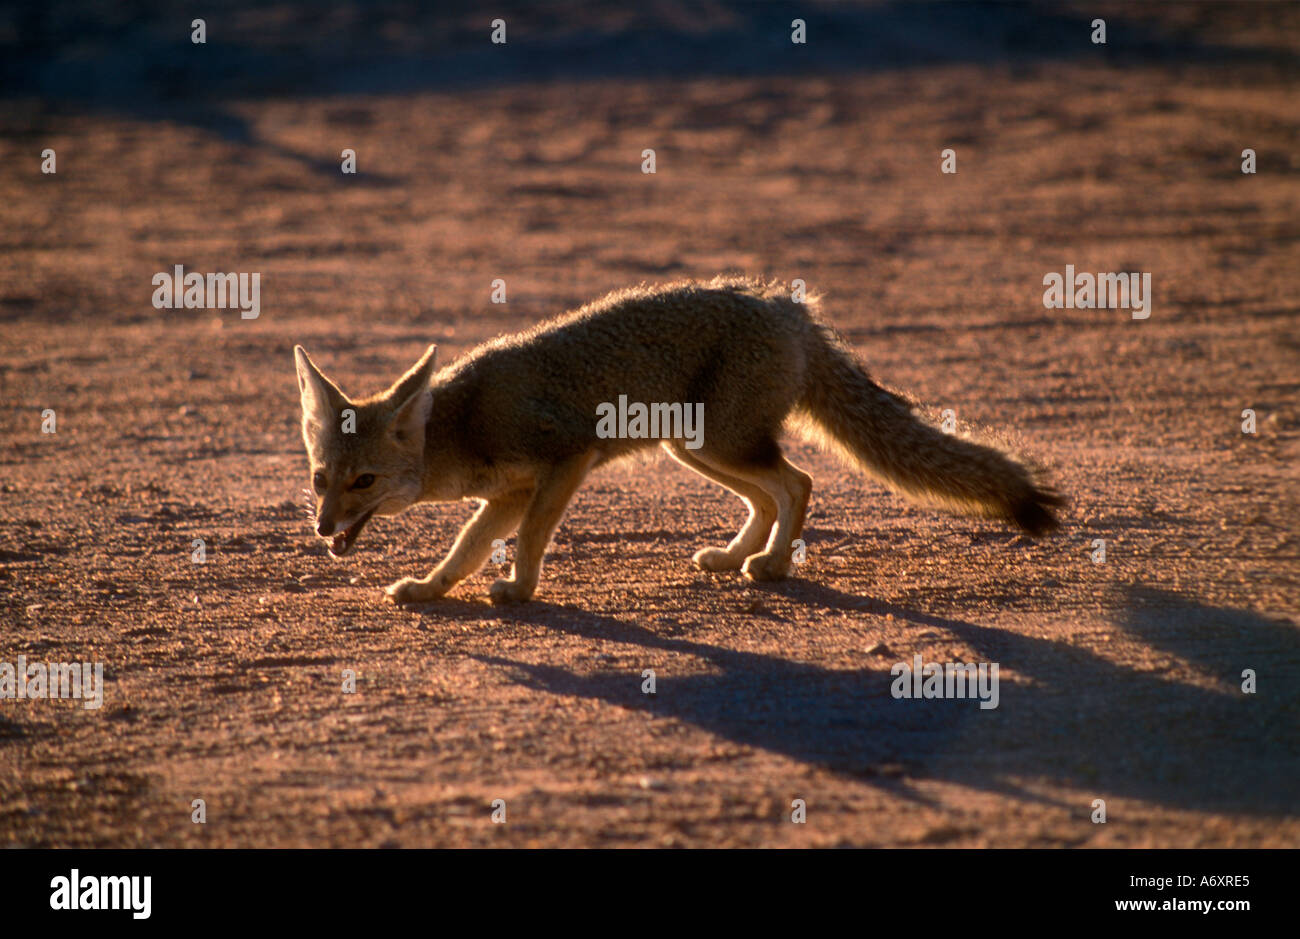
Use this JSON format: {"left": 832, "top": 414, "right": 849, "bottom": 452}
{"left": 417, "top": 582, "right": 1299, "bottom": 817}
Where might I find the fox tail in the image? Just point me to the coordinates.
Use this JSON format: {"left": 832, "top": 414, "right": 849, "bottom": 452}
{"left": 797, "top": 323, "right": 1064, "bottom": 535}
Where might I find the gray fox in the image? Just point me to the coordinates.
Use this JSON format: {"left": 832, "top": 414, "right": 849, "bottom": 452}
{"left": 294, "top": 277, "right": 1062, "bottom": 604}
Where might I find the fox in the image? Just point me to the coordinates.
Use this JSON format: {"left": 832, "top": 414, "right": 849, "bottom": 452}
{"left": 294, "top": 276, "right": 1063, "bottom": 605}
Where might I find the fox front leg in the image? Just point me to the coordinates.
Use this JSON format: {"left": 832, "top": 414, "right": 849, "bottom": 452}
{"left": 385, "top": 491, "right": 530, "bottom": 605}
{"left": 489, "top": 453, "right": 598, "bottom": 604}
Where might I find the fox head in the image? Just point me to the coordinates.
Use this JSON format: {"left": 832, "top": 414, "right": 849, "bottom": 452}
{"left": 294, "top": 344, "right": 438, "bottom": 557}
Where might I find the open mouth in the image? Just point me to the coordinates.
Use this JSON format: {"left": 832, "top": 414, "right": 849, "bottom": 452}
{"left": 327, "top": 509, "right": 374, "bottom": 558}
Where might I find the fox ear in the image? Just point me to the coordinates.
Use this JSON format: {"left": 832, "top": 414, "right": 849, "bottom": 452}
{"left": 387, "top": 344, "right": 437, "bottom": 443}
{"left": 294, "top": 345, "right": 348, "bottom": 436}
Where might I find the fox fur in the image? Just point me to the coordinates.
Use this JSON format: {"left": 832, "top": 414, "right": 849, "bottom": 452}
{"left": 294, "top": 276, "right": 1063, "bottom": 604}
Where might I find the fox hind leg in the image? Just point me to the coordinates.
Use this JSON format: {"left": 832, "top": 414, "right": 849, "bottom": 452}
{"left": 738, "top": 453, "right": 812, "bottom": 581}
{"left": 665, "top": 439, "right": 811, "bottom": 580}
{"left": 663, "top": 441, "right": 778, "bottom": 571}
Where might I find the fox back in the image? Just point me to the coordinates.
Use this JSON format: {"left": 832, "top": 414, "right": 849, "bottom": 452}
{"left": 295, "top": 277, "right": 1062, "bottom": 603}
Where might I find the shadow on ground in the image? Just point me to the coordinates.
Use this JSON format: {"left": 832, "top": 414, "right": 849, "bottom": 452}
{"left": 4, "top": 1, "right": 1293, "bottom": 175}
{"left": 414, "top": 582, "right": 1298, "bottom": 817}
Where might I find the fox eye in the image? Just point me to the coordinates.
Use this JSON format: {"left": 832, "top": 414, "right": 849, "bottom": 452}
{"left": 312, "top": 472, "right": 327, "bottom": 492}
{"left": 351, "top": 474, "right": 375, "bottom": 490}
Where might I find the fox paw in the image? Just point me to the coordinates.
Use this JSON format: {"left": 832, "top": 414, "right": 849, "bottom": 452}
{"left": 384, "top": 576, "right": 447, "bottom": 605}
{"left": 742, "top": 552, "right": 789, "bottom": 582}
{"left": 692, "top": 547, "right": 745, "bottom": 572}
{"left": 489, "top": 578, "right": 534, "bottom": 605}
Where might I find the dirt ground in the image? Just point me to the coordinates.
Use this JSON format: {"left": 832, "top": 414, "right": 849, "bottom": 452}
{"left": 1, "top": 1, "right": 1297, "bottom": 847}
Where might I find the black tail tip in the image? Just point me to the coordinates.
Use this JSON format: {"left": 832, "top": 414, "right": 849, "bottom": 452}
{"left": 1011, "top": 488, "right": 1066, "bottom": 537}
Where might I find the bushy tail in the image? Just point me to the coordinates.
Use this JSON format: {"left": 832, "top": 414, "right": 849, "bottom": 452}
{"left": 798, "top": 326, "right": 1064, "bottom": 535}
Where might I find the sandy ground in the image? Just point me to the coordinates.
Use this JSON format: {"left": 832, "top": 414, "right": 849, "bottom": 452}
{"left": 1, "top": 1, "right": 1297, "bottom": 847}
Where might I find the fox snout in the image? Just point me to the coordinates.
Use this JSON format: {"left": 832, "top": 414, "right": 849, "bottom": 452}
{"left": 316, "top": 505, "right": 375, "bottom": 558}
{"left": 312, "top": 491, "right": 343, "bottom": 537}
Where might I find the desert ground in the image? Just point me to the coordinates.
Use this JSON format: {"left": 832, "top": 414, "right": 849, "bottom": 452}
{"left": 0, "top": 1, "right": 1297, "bottom": 847}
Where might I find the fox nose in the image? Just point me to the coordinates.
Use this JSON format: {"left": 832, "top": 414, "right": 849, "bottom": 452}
{"left": 316, "top": 517, "right": 335, "bottom": 537}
